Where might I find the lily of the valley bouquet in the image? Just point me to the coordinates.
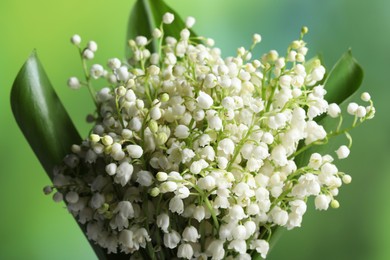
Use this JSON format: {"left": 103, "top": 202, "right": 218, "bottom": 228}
{"left": 11, "top": 1, "right": 375, "bottom": 259}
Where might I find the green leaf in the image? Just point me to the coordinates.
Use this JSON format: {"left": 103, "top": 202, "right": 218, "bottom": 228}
{"left": 323, "top": 49, "right": 363, "bottom": 105}
{"left": 126, "top": 0, "right": 196, "bottom": 58}
{"left": 10, "top": 50, "right": 81, "bottom": 178}
{"left": 10, "top": 51, "right": 129, "bottom": 260}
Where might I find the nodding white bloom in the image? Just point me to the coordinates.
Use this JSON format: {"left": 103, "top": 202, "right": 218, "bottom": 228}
{"left": 182, "top": 226, "right": 200, "bottom": 242}
{"left": 114, "top": 201, "right": 134, "bottom": 219}
{"left": 207, "top": 240, "right": 225, "bottom": 260}
{"left": 49, "top": 18, "right": 375, "bottom": 259}
{"left": 177, "top": 243, "right": 193, "bottom": 259}
{"left": 218, "top": 138, "right": 235, "bottom": 155}
{"left": 169, "top": 196, "right": 184, "bottom": 214}
{"left": 328, "top": 103, "right": 341, "bottom": 118}
{"left": 90, "top": 64, "right": 104, "bottom": 79}
{"left": 315, "top": 194, "right": 331, "bottom": 210}
{"left": 251, "top": 240, "right": 269, "bottom": 259}
{"left": 163, "top": 230, "right": 181, "bottom": 249}
{"left": 157, "top": 213, "right": 170, "bottom": 233}
{"left": 90, "top": 192, "right": 105, "bottom": 209}
{"left": 336, "top": 145, "right": 350, "bottom": 159}
{"left": 228, "top": 239, "right": 247, "bottom": 254}
{"left": 115, "top": 162, "right": 133, "bottom": 186}
{"left": 271, "top": 206, "right": 289, "bottom": 226}
{"left": 193, "top": 205, "right": 206, "bottom": 222}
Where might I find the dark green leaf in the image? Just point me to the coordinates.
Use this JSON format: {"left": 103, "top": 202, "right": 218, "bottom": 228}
{"left": 11, "top": 50, "right": 81, "bottom": 178}
{"left": 323, "top": 49, "right": 363, "bottom": 105}
{"left": 126, "top": 0, "right": 196, "bottom": 58}
{"left": 10, "top": 51, "right": 130, "bottom": 260}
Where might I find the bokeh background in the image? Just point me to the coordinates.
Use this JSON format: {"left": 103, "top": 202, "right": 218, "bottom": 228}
{"left": 1, "top": 0, "right": 389, "bottom": 259}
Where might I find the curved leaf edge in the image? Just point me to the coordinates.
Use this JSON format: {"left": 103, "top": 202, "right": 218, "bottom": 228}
{"left": 10, "top": 51, "right": 129, "bottom": 260}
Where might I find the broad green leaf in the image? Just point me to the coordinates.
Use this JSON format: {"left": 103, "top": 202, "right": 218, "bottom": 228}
{"left": 10, "top": 51, "right": 130, "bottom": 260}
{"left": 126, "top": 0, "right": 196, "bottom": 58}
{"left": 11, "top": 50, "right": 81, "bottom": 178}
{"left": 323, "top": 49, "right": 363, "bottom": 105}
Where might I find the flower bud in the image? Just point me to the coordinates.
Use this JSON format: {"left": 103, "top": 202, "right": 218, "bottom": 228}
{"left": 66, "top": 191, "right": 79, "bottom": 204}
{"left": 361, "top": 92, "right": 371, "bottom": 102}
{"left": 356, "top": 106, "right": 367, "bottom": 118}
{"left": 328, "top": 103, "right": 341, "bottom": 118}
{"left": 152, "top": 28, "right": 162, "bottom": 38}
{"left": 156, "top": 132, "right": 168, "bottom": 145}
{"left": 342, "top": 174, "right": 352, "bottom": 184}
{"left": 253, "top": 33, "right": 262, "bottom": 44}
{"left": 301, "top": 26, "right": 309, "bottom": 35}
{"left": 71, "top": 34, "right": 81, "bottom": 45}
{"left": 115, "top": 86, "right": 126, "bottom": 97}
{"left": 148, "top": 120, "right": 159, "bottom": 133}
{"left": 150, "top": 187, "right": 160, "bottom": 197}
{"left": 160, "top": 181, "right": 177, "bottom": 193}
{"left": 83, "top": 49, "right": 94, "bottom": 60}
{"left": 105, "top": 163, "right": 117, "bottom": 176}
{"left": 67, "top": 77, "right": 81, "bottom": 89}
{"left": 121, "top": 129, "right": 133, "bottom": 139}
{"left": 89, "top": 134, "right": 100, "bottom": 143}
{"left": 163, "top": 12, "right": 175, "bottom": 24}
{"left": 331, "top": 199, "right": 340, "bottom": 209}
{"left": 87, "top": 41, "right": 98, "bottom": 52}
{"left": 150, "top": 107, "right": 162, "bottom": 120}
{"left": 347, "top": 102, "right": 358, "bottom": 115}
{"left": 53, "top": 192, "right": 63, "bottom": 202}
{"left": 174, "top": 125, "right": 190, "bottom": 139}
{"left": 157, "top": 172, "right": 168, "bottom": 182}
{"left": 43, "top": 186, "right": 53, "bottom": 195}
{"left": 102, "top": 135, "right": 113, "bottom": 146}
{"left": 185, "top": 16, "right": 196, "bottom": 28}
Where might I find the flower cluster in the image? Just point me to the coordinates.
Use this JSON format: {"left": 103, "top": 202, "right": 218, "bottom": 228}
{"left": 45, "top": 13, "right": 375, "bottom": 259}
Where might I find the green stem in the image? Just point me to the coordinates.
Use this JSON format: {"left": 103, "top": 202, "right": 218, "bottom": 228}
{"left": 79, "top": 48, "right": 98, "bottom": 107}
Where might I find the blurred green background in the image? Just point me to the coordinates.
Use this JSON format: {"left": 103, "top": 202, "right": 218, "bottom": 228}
{"left": 0, "top": 0, "right": 389, "bottom": 259}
